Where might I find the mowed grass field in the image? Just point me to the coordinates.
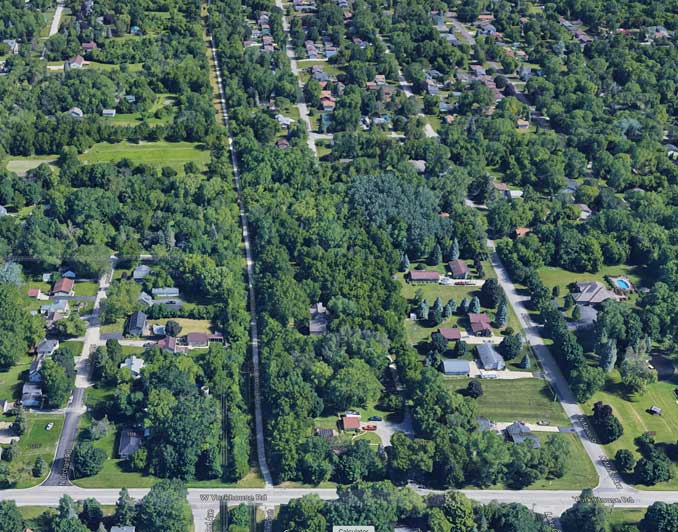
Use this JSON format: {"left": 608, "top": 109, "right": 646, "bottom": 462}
{"left": 79, "top": 141, "right": 210, "bottom": 171}
{"left": 0, "top": 355, "right": 31, "bottom": 402}
{"left": 445, "top": 377, "right": 570, "bottom": 425}
{"left": 5, "top": 140, "right": 210, "bottom": 176}
{"left": 584, "top": 370, "right": 678, "bottom": 489}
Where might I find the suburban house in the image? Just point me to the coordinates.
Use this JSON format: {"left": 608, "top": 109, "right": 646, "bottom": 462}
{"left": 81, "top": 41, "right": 97, "bottom": 52}
{"left": 476, "top": 343, "right": 505, "bottom": 370}
{"left": 156, "top": 335, "right": 186, "bottom": 355}
{"left": 408, "top": 270, "right": 440, "bottom": 283}
{"left": 132, "top": 265, "right": 151, "bottom": 281}
{"left": 27, "top": 287, "right": 48, "bottom": 300}
{"left": 448, "top": 259, "right": 469, "bottom": 279}
{"left": 125, "top": 311, "right": 147, "bottom": 337}
{"left": 309, "top": 302, "right": 329, "bottom": 336}
{"left": 572, "top": 281, "right": 620, "bottom": 306}
{"left": 2, "top": 39, "right": 19, "bottom": 54}
{"left": 62, "top": 271, "right": 76, "bottom": 279}
{"left": 314, "top": 428, "right": 335, "bottom": 441}
{"left": 137, "top": 291, "right": 153, "bottom": 307}
{"left": 51, "top": 278, "right": 74, "bottom": 297}
{"left": 40, "top": 299, "right": 69, "bottom": 316}
{"left": 438, "top": 327, "right": 461, "bottom": 342}
{"left": 504, "top": 421, "right": 540, "bottom": 448}
{"left": 28, "top": 356, "right": 45, "bottom": 383}
{"left": 66, "top": 55, "right": 85, "bottom": 69}
{"left": 102, "top": 109, "right": 116, "bottom": 117}
{"left": 186, "top": 332, "right": 209, "bottom": 348}
{"left": 341, "top": 413, "right": 361, "bottom": 432}
{"left": 111, "top": 527, "right": 136, "bottom": 532}
{"left": 21, "top": 383, "right": 43, "bottom": 408}
{"left": 441, "top": 359, "right": 471, "bottom": 376}
{"left": 118, "top": 428, "right": 143, "bottom": 459}
{"left": 120, "top": 356, "right": 145, "bottom": 378}
{"left": 36, "top": 339, "right": 59, "bottom": 357}
{"left": 575, "top": 203, "right": 592, "bottom": 220}
{"left": 468, "top": 313, "right": 492, "bottom": 336}
{"left": 152, "top": 287, "right": 179, "bottom": 298}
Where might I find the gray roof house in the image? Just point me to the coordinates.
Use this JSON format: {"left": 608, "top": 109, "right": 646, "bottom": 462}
{"left": 441, "top": 359, "right": 471, "bottom": 376}
{"left": 29, "top": 356, "right": 45, "bottom": 383}
{"left": 120, "top": 356, "right": 145, "bottom": 378}
{"left": 572, "top": 281, "right": 619, "bottom": 306}
{"left": 132, "top": 264, "right": 151, "bottom": 281}
{"left": 309, "top": 302, "right": 329, "bottom": 336}
{"left": 152, "top": 287, "right": 180, "bottom": 298}
{"left": 111, "top": 527, "right": 136, "bottom": 532}
{"left": 118, "top": 428, "right": 143, "bottom": 459}
{"left": 476, "top": 344, "right": 505, "bottom": 370}
{"left": 36, "top": 339, "right": 59, "bottom": 357}
{"left": 21, "top": 383, "right": 43, "bottom": 408}
{"left": 137, "top": 291, "right": 153, "bottom": 307}
{"left": 505, "top": 421, "right": 540, "bottom": 448}
{"left": 125, "top": 311, "right": 147, "bottom": 336}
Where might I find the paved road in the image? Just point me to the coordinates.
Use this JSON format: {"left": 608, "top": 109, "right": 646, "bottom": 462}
{"left": 208, "top": 13, "right": 273, "bottom": 490}
{"left": 489, "top": 244, "right": 622, "bottom": 490}
{"left": 49, "top": 1, "right": 65, "bottom": 37}
{"left": 44, "top": 269, "right": 110, "bottom": 486}
{"left": 275, "top": 0, "right": 318, "bottom": 155}
{"left": 450, "top": 15, "right": 476, "bottom": 46}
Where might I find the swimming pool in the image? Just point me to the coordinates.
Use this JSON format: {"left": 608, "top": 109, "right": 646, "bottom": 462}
{"left": 615, "top": 278, "right": 631, "bottom": 290}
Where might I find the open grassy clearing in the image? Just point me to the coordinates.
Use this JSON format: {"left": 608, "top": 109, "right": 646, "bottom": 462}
{"left": 19, "top": 505, "right": 116, "bottom": 531}
{"left": 4, "top": 155, "right": 58, "bottom": 175}
{"left": 445, "top": 377, "right": 570, "bottom": 425}
{"left": 8, "top": 414, "right": 64, "bottom": 488}
{"left": 608, "top": 507, "right": 644, "bottom": 529}
{"left": 100, "top": 318, "right": 125, "bottom": 335}
{"left": 73, "top": 281, "right": 99, "bottom": 297}
{"left": 79, "top": 141, "right": 210, "bottom": 171}
{"left": 108, "top": 94, "right": 177, "bottom": 126}
{"left": 0, "top": 355, "right": 31, "bottom": 402}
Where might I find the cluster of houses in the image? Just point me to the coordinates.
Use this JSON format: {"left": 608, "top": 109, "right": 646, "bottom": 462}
{"left": 440, "top": 342, "right": 505, "bottom": 376}
{"left": 21, "top": 338, "right": 61, "bottom": 408}
{"left": 244, "top": 12, "right": 275, "bottom": 53}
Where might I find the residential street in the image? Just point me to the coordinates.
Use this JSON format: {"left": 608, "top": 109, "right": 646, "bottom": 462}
{"left": 44, "top": 268, "right": 110, "bottom": 486}
{"left": 489, "top": 244, "right": 622, "bottom": 490}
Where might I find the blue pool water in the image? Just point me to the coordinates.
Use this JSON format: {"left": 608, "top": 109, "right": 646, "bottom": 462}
{"left": 615, "top": 279, "right": 630, "bottom": 289}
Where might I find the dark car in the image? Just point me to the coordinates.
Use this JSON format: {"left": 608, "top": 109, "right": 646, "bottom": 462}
{"left": 368, "top": 416, "right": 383, "bottom": 422}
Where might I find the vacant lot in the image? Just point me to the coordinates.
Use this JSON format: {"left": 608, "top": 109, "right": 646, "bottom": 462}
{"left": 79, "top": 141, "right": 210, "bottom": 171}
{"left": 446, "top": 377, "right": 570, "bottom": 425}
{"left": 0, "top": 355, "right": 31, "bottom": 402}
{"left": 146, "top": 318, "right": 212, "bottom": 335}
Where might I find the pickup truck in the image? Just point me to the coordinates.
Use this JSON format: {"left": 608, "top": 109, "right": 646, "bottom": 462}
{"left": 362, "top": 425, "right": 377, "bottom": 431}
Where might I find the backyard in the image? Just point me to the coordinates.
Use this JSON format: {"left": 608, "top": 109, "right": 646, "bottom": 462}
{"left": 79, "top": 141, "right": 210, "bottom": 171}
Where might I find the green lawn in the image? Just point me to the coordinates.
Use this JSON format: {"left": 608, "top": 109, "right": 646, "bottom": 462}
{"left": 0, "top": 355, "right": 31, "bottom": 402}
{"left": 146, "top": 318, "right": 212, "bottom": 335}
{"left": 583, "top": 370, "right": 678, "bottom": 489}
{"left": 73, "top": 281, "right": 99, "bottom": 297}
{"left": 9, "top": 414, "right": 64, "bottom": 488}
{"left": 20, "top": 505, "right": 115, "bottom": 530}
{"left": 4, "top": 155, "right": 57, "bottom": 175}
{"left": 100, "top": 319, "right": 125, "bottom": 335}
{"left": 445, "top": 377, "right": 570, "bottom": 425}
{"left": 523, "top": 433, "right": 597, "bottom": 490}
{"left": 109, "top": 94, "right": 177, "bottom": 126}
{"left": 608, "top": 507, "right": 645, "bottom": 529}
{"left": 79, "top": 141, "right": 210, "bottom": 172}
{"left": 61, "top": 341, "right": 85, "bottom": 358}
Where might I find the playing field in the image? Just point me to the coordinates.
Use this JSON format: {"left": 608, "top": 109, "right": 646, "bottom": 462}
{"left": 445, "top": 377, "right": 570, "bottom": 425}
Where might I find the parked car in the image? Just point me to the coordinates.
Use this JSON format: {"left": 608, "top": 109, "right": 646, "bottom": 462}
{"left": 362, "top": 425, "right": 377, "bottom": 431}
{"left": 45, "top": 423, "right": 54, "bottom": 431}
{"left": 536, "top": 420, "right": 549, "bottom": 426}
{"left": 368, "top": 416, "right": 383, "bottom": 422}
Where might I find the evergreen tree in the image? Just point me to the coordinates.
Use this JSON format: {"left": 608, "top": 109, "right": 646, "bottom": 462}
{"left": 417, "top": 300, "right": 429, "bottom": 321}
{"left": 495, "top": 300, "right": 508, "bottom": 327}
{"left": 563, "top": 294, "right": 575, "bottom": 310}
{"left": 459, "top": 297, "right": 470, "bottom": 315}
{"left": 448, "top": 238, "right": 460, "bottom": 261}
{"left": 399, "top": 253, "right": 410, "bottom": 272}
{"left": 470, "top": 296, "right": 481, "bottom": 314}
{"left": 572, "top": 305, "right": 582, "bottom": 320}
{"left": 432, "top": 297, "right": 443, "bottom": 314}
{"left": 429, "top": 244, "right": 442, "bottom": 265}
{"left": 114, "top": 488, "right": 136, "bottom": 526}
{"left": 598, "top": 341, "right": 617, "bottom": 372}
{"left": 519, "top": 354, "right": 531, "bottom": 369}
{"left": 455, "top": 340, "right": 468, "bottom": 358}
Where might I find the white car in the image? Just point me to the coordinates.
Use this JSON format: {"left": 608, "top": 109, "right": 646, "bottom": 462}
{"left": 45, "top": 423, "right": 54, "bottom": 431}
